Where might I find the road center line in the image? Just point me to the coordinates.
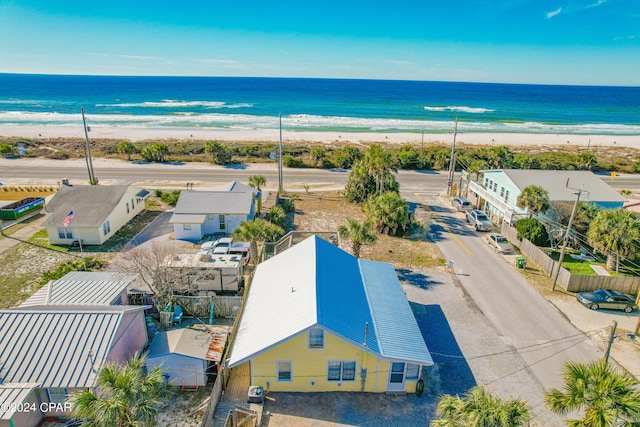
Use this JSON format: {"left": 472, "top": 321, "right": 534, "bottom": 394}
{"left": 414, "top": 193, "right": 473, "bottom": 256}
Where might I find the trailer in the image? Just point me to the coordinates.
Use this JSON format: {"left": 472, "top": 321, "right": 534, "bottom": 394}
{"left": 0, "top": 197, "right": 45, "bottom": 220}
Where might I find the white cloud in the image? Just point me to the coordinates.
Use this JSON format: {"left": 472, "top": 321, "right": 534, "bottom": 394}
{"left": 546, "top": 7, "right": 562, "bottom": 18}
{"left": 587, "top": 0, "right": 607, "bottom": 8}
{"left": 389, "top": 59, "right": 412, "bottom": 65}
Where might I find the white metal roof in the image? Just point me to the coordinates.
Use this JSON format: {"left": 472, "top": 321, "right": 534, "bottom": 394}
{"left": 484, "top": 169, "right": 627, "bottom": 204}
{"left": 228, "top": 236, "right": 432, "bottom": 367}
{"left": 169, "top": 213, "right": 207, "bottom": 224}
{"left": 20, "top": 272, "right": 137, "bottom": 307}
{"left": 147, "top": 326, "right": 230, "bottom": 362}
{"left": 0, "top": 305, "right": 145, "bottom": 388}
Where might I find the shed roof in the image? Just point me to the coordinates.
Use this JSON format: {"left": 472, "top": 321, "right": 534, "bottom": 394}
{"left": 0, "top": 305, "right": 145, "bottom": 388}
{"left": 20, "top": 271, "right": 137, "bottom": 307}
{"left": 228, "top": 236, "right": 432, "bottom": 367}
{"left": 484, "top": 170, "right": 626, "bottom": 204}
{"left": 147, "top": 326, "right": 231, "bottom": 362}
{"left": 43, "top": 184, "right": 144, "bottom": 228}
{"left": 168, "top": 214, "right": 207, "bottom": 224}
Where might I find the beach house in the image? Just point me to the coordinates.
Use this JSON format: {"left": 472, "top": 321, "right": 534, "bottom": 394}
{"left": 227, "top": 235, "right": 433, "bottom": 393}
{"left": 0, "top": 305, "right": 148, "bottom": 426}
{"left": 170, "top": 181, "right": 257, "bottom": 242}
{"left": 467, "top": 169, "right": 627, "bottom": 225}
{"left": 43, "top": 184, "right": 149, "bottom": 246}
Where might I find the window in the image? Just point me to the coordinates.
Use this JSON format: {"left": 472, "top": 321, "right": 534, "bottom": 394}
{"left": 126, "top": 202, "right": 130, "bottom": 214}
{"left": 219, "top": 215, "right": 226, "bottom": 231}
{"left": 277, "top": 361, "right": 292, "bottom": 381}
{"left": 406, "top": 364, "right": 420, "bottom": 380}
{"left": 327, "top": 361, "right": 356, "bottom": 381}
{"left": 183, "top": 224, "right": 192, "bottom": 230}
{"left": 308, "top": 328, "right": 324, "bottom": 349}
{"left": 47, "top": 388, "right": 68, "bottom": 404}
{"left": 500, "top": 187, "right": 505, "bottom": 197}
{"left": 505, "top": 190, "right": 510, "bottom": 202}
{"left": 102, "top": 220, "right": 111, "bottom": 235}
{"left": 131, "top": 198, "right": 135, "bottom": 209}
{"left": 390, "top": 362, "right": 405, "bottom": 383}
{"left": 57, "top": 227, "right": 73, "bottom": 239}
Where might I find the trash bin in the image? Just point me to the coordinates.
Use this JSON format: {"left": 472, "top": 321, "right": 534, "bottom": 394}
{"left": 516, "top": 256, "right": 527, "bottom": 269}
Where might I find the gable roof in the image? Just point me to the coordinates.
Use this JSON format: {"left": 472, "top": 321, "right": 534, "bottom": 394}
{"left": 485, "top": 170, "right": 626, "bottom": 204}
{"left": 228, "top": 236, "right": 432, "bottom": 367}
{"left": 174, "top": 185, "right": 255, "bottom": 215}
{"left": 20, "top": 272, "right": 137, "bottom": 307}
{"left": 0, "top": 305, "right": 146, "bottom": 388}
{"left": 43, "top": 184, "right": 134, "bottom": 228}
{"left": 0, "top": 383, "right": 39, "bottom": 420}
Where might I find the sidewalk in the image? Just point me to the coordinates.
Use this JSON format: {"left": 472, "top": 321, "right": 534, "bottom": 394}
{"left": 0, "top": 213, "right": 48, "bottom": 255}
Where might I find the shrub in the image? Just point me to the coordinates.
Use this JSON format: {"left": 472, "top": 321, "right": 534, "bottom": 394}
{"left": 159, "top": 190, "right": 181, "bottom": 206}
{"left": 515, "top": 217, "right": 550, "bottom": 246}
{"left": 278, "top": 198, "right": 295, "bottom": 213}
{"left": 40, "top": 257, "right": 105, "bottom": 285}
{"left": 283, "top": 154, "right": 306, "bottom": 168}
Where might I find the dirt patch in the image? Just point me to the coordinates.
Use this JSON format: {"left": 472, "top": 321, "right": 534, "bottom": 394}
{"left": 292, "top": 192, "right": 441, "bottom": 268}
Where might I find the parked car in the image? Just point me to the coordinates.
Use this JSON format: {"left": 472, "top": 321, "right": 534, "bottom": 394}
{"left": 201, "top": 237, "right": 233, "bottom": 251}
{"left": 485, "top": 233, "right": 514, "bottom": 253}
{"left": 465, "top": 210, "right": 493, "bottom": 231}
{"left": 451, "top": 197, "right": 473, "bottom": 212}
{"left": 577, "top": 289, "right": 638, "bottom": 313}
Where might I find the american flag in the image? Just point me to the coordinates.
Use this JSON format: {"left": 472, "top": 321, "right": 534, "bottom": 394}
{"left": 62, "top": 210, "right": 74, "bottom": 228}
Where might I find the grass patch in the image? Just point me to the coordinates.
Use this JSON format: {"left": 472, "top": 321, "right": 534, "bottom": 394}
{"left": 544, "top": 249, "right": 607, "bottom": 275}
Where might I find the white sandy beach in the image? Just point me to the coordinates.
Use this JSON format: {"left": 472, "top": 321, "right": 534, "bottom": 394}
{"left": 0, "top": 124, "right": 639, "bottom": 149}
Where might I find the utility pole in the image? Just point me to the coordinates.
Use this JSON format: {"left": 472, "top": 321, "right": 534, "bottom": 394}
{"left": 552, "top": 181, "right": 585, "bottom": 291}
{"left": 82, "top": 108, "right": 97, "bottom": 185}
{"left": 447, "top": 118, "right": 458, "bottom": 196}
{"left": 604, "top": 320, "right": 618, "bottom": 364}
{"left": 278, "top": 112, "right": 284, "bottom": 195}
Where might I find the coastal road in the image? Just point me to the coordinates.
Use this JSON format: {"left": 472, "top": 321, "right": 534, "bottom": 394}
{"left": 409, "top": 193, "right": 604, "bottom": 422}
{"left": 2, "top": 158, "right": 639, "bottom": 193}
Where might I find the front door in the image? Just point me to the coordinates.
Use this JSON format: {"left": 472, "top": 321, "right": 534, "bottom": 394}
{"left": 387, "top": 362, "right": 406, "bottom": 392}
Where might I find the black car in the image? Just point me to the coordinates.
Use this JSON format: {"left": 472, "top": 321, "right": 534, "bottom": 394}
{"left": 577, "top": 289, "right": 638, "bottom": 313}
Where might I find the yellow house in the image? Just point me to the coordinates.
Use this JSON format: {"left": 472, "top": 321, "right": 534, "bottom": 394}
{"left": 227, "top": 236, "right": 433, "bottom": 393}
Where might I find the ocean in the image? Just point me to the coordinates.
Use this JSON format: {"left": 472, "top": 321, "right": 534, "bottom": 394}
{"left": 0, "top": 73, "right": 639, "bottom": 136}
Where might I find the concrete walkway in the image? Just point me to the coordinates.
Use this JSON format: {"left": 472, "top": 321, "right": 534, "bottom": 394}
{"left": 0, "top": 213, "right": 48, "bottom": 255}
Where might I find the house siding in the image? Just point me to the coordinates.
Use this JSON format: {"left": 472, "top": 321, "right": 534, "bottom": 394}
{"left": 106, "top": 311, "right": 148, "bottom": 363}
{"left": 173, "top": 223, "right": 205, "bottom": 241}
{"left": 45, "top": 187, "right": 146, "bottom": 246}
{"left": 252, "top": 330, "right": 389, "bottom": 393}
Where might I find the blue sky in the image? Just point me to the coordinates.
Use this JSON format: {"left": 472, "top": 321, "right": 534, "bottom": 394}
{"left": 1, "top": 0, "right": 638, "bottom": 85}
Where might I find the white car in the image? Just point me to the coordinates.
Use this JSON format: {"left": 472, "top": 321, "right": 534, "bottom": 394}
{"left": 465, "top": 210, "right": 493, "bottom": 232}
{"left": 200, "top": 237, "right": 233, "bottom": 251}
{"left": 485, "top": 233, "right": 514, "bottom": 253}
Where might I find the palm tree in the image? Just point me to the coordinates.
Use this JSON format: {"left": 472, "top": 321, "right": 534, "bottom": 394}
{"left": 363, "top": 145, "right": 398, "bottom": 195}
{"left": 248, "top": 175, "right": 266, "bottom": 213}
{"left": 231, "top": 218, "right": 285, "bottom": 265}
{"left": 517, "top": 185, "right": 550, "bottom": 217}
{"left": 118, "top": 141, "right": 136, "bottom": 161}
{"left": 587, "top": 208, "right": 640, "bottom": 271}
{"left": 432, "top": 386, "right": 531, "bottom": 427}
{"left": 545, "top": 359, "right": 640, "bottom": 426}
{"left": 363, "top": 191, "right": 410, "bottom": 235}
{"left": 69, "top": 352, "right": 172, "bottom": 427}
{"left": 338, "top": 218, "right": 377, "bottom": 258}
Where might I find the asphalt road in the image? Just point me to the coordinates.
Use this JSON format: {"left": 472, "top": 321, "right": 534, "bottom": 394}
{"left": 408, "top": 192, "right": 605, "bottom": 424}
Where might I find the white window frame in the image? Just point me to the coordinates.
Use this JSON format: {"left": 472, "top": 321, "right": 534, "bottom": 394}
{"left": 277, "top": 360, "right": 292, "bottom": 382}
{"left": 406, "top": 363, "right": 420, "bottom": 380}
{"left": 308, "top": 328, "right": 324, "bottom": 349}
{"left": 183, "top": 224, "right": 192, "bottom": 231}
{"left": 219, "top": 214, "right": 226, "bottom": 230}
{"left": 57, "top": 227, "right": 73, "bottom": 239}
{"left": 327, "top": 360, "right": 356, "bottom": 382}
{"left": 102, "top": 220, "right": 111, "bottom": 235}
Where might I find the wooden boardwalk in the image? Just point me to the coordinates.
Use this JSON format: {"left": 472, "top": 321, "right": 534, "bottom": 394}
{"left": 213, "top": 362, "right": 260, "bottom": 426}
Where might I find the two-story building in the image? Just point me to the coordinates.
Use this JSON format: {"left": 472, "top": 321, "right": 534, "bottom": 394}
{"left": 467, "top": 169, "right": 627, "bottom": 225}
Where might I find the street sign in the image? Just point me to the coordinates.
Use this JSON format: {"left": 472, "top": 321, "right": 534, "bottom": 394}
{"left": 269, "top": 151, "right": 276, "bottom": 161}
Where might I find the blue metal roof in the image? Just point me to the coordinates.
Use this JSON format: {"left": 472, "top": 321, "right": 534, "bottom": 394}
{"left": 228, "top": 236, "right": 432, "bottom": 367}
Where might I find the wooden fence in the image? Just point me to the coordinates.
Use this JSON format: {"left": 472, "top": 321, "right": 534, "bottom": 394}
{"left": 501, "top": 223, "right": 640, "bottom": 294}
{"left": 201, "top": 368, "right": 226, "bottom": 427}
{"left": 173, "top": 295, "right": 244, "bottom": 318}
